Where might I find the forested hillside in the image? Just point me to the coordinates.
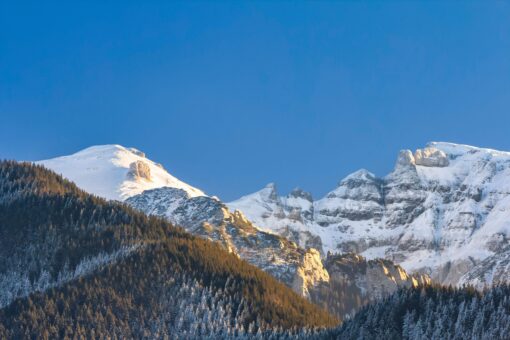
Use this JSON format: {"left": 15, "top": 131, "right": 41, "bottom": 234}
{"left": 311, "top": 284, "right": 510, "bottom": 339}
{"left": 0, "top": 161, "right": 336, "bottom": 337}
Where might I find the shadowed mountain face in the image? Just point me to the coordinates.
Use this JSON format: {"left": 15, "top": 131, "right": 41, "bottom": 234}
{"left": 319, "top": 285, "right": 510, "bottom": 340}
{"left": 0, "top": 161, "right": 336, "bottom": 338}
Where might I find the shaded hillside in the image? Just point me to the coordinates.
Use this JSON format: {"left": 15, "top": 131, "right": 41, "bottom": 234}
{"left": 309, "top": 253, "right": 430, "bottom": 319}
{"left": 0, "top": 161, "right": 337, "bottom": 337}
{"left": 310, "top": 284, "right": 510, "bottom": 339}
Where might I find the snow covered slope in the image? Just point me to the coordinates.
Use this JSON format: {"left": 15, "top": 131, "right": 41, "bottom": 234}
{"left": 37, "top": 145, "right": 204, "bottom": 201}
{"left": 228, "top": 183, "right": 323, "bottom": 252}
{"left": 228, "top": 142, "right": 510, "bottom": 286}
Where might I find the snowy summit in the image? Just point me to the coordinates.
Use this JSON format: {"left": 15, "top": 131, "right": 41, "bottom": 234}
{"left": 36, "top": 145, "right": 205, "bottom": 201}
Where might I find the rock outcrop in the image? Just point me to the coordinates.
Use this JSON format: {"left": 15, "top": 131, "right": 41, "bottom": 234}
{"left": 127, "top": 147, "right": 146, "bottom": 158}
{"left": 414, "top": 147, "right": 449, "bottom": 167}
{"left": 128, "top": 160, "right": 152, "bottom": 181}
{"left": 292, "top": 248, "right": 329, "bottom": 298}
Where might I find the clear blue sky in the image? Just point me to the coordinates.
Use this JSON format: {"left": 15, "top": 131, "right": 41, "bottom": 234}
{"left": 1, "top": 2, "right": 509, "bottom": 200}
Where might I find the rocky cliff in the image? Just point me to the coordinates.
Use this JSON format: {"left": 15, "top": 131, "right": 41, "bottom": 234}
{"left": 229, "top": 142, "right": 510, "bottom": 287}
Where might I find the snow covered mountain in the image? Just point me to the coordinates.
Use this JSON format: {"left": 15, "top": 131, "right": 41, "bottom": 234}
{"left": 33, "top": 144, "right": 426, "bottom": 318}
{"left": 37, "top": 145, "right": 204, "bottom": 201}
{"left": 228, "top": 184, "right": 323, "bottom": 252}
{"left": 37, "top": 142, "right": 510, "bottom": 289}
{"left": 228, "top": 142, "right": 510, "bottom": 287}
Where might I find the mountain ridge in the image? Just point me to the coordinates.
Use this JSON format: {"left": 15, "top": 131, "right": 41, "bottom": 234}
{"left": 34, "top": 145, "right": 430, "bottom": 319}
{"left": 228, "top": 142, "right": 510, "bottom": 287}
{"left": 35, "top": 141, "right": 510, "bottom": 312}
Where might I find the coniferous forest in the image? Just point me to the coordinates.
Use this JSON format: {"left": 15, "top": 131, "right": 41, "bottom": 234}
{"left": 313, "top": 284, "right": 510, "bottom": 339}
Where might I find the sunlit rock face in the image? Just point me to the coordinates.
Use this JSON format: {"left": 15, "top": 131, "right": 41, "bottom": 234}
{"left": 228, "top": 142, "right": 510, "bottom": 288}
{"left": 414, "top": 147, "right": 449, "bottom": 167}
{"left": 291, "top": 248, "right": 329, "bottom": 298}
{"left": 128, "top": 160, "right": 152, "bottom": 181}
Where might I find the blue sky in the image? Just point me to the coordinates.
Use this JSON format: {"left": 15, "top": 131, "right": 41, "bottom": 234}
{"left": 1, "top": 2, "right": 509, "bottom": 200}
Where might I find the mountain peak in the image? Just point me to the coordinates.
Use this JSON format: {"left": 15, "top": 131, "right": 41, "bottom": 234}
{"left": 262, "top": 182, "right": 279, "bottom": 201}
{"left": 36, "top": 145, "right": 205, "bottom": 201}
{"left": 265, "top": 182, "right": 277, "bottom": 189}
{"left": 341, "top": 169, "right": 377, "bottom": 183}
{"left": 70, "top": 143, "right": 127, "bottom": 153}
{"left": 289, "top": 187, "right": 313, "bottom": 201}
{"left": 394, "top": 149, "right": 416, "bottom": 170}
